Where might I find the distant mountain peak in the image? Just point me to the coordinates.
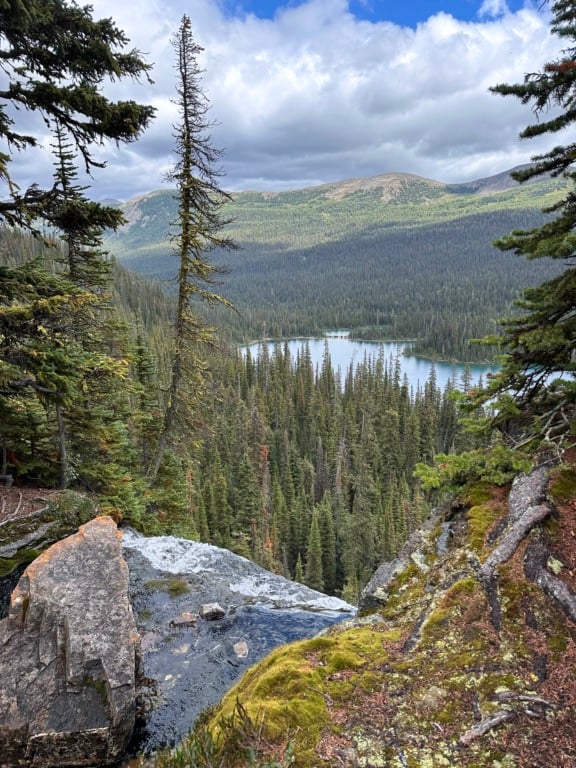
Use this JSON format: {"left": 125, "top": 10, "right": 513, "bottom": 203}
{"left": 318, "top": 172, "right": 444, "bottom": 202}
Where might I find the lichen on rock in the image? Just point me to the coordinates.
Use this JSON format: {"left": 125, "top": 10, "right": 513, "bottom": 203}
{"left": 0, "top": 516, "right": 139, "bottom": 768}
{"left": 194, "top": 464, "right": 576, "bottom": 768}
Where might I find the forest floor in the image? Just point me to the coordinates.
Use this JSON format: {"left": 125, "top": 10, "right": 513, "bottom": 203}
{"left": 0, "top": 485, "right": 58, "bottom": 525}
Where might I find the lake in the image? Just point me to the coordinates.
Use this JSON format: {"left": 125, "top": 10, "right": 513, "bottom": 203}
{"left": 244, "top": 334, "right": 498, "bottom": 393}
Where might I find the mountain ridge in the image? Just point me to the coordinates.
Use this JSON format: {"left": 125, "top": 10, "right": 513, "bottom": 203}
{"left": 114, "top": 164, "right": 533, "bottom": 211}
{"left": 103, "top": 164, "right": 567, "bottom": 359}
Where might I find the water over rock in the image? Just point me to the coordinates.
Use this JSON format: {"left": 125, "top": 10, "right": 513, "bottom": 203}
{"left": 122, "top": 529, "right": 355, "bottom": 754}
{"left": 0, "top": 516, "right": 138, "bottom": 768}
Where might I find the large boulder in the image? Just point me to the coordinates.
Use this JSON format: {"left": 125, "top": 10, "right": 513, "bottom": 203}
{"left": 122, "top": 529, "right": 355, "bottom": 752}
{"left": 0, "top": 516, "right": 139, "bottom": 768}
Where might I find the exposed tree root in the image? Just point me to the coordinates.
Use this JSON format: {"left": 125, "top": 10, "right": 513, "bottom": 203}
{"left": 477, "top": 468, "right": 553, "bottom": 630}
{"left": 459, "top": 710, "right": 516, "bottom": 746}
{"left": 459, "top": 692, "right": 557, "bottom": 747}
{"left": 524, "top": 534, "right": 576, "bottom": 626}
{"left": 480, "top": 502, "right": 553, "bottom": 582}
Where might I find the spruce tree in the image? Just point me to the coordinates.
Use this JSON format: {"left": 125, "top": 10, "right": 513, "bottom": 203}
{"left": 149, "top": 15, "right": 236, "bottom": 480}
{"left": 0, "top": 0, "right": 154, "bottom": 227}
{"left": 472, "top": 0, "right": 576, "bottom": 446}
{"left": 46, "top": 124, "right": 121, "bottom": 290}
{"left": 304, "top": 510, "right": 324, "bottom": 592}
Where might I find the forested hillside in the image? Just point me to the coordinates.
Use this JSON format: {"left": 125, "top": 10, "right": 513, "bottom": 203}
{"left": 193, "top": 340, "right": 473, "bottom": 600}
{"left": 2, "top": 228, "right": 477, "bottom": 598}
{"left": 105, "top": 169, "right": 567, "bottom": 361}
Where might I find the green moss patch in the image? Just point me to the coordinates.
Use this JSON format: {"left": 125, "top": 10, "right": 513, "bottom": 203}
{"left": 145, "top": 577, "right": 190, "bottom": 597}
{"left": 466, "top": 503, "right": 504, "bottom": 556}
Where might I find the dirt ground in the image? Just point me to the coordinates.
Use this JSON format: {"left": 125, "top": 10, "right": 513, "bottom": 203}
{"left": 0, "top": 484, "right": 58, "bottom": 525}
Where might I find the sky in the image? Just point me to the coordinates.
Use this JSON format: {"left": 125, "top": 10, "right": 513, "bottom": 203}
{"left": 5, "top": 0, "right": 569, "bottom": 200}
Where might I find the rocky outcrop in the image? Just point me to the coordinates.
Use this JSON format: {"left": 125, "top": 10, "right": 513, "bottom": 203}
{"left": 0, "top": 516, "right": 138, "bottom": 768}
{"left": 203, "top": 464, "right": 576, "bottom": 767}
{"left": 359, "top": 504, "right": 447, "bottom": 611}
{"left": 0, "top": 490, "right": 99, "bottom": 615}
{"left": 122, "top": 529, "right": 355, "bottom": 753}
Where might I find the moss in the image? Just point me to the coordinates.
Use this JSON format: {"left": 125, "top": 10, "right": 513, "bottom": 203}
{"left": 475, "top": 673, "right": 520, "bottom": 699}
{"left": 0, "top": 547, "right": 42, "bottom": 578}
{"left": 548, "top": 465, "right": 576, "bottom": 504}
{"left": 84, "top": 675, "right": 110, "bottom": 714}
{"left": 391, "top": 560, "right": 421, "bottom": 589}
{"left": 461, "top": 482, "right": 493, "bottom": 507}
{"left": 442, "top": 576, "right": 478, "bottom": 606}
{"left": 466, "top": 503, "right": 503, "bottom": 556}
{"left": 207, "top": 625, "right": 394, "bottom": 767}
{"left": 303, "top": 635, "right": 334, "bottom": 653}
{"left": 145, "top": 577, "right": 189, "bottom": 597}
{"left": 421, "top": 607, "right": 452, "bottom": 641}
{"left": 381, "top": 562, "right": 426, "bottom": 619}
{"left": 48, "top": 490, "right": 97, "bottom": 527}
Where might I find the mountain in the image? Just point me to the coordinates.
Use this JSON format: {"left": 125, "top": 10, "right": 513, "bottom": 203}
{"left": 104, "top": 167, "right": 569, "bottom": 359}
{"left": 107, "top": 166, "right": 563, "bottom": 267}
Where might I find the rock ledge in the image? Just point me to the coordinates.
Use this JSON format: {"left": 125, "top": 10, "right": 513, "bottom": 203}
{"left": 0, "top": 516, "right": 138, "bottom": 768}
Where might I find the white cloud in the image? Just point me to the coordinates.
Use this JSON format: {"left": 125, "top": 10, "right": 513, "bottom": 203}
{"left": 479, "top": 0, "right": 510, "bottom": 18}
{"left": 2, "top": 0, "right": 565, "bottom": 199}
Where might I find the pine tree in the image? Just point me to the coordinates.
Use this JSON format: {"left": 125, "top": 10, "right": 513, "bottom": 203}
{"left": 0, "top": 260, "right": 98, "bottom": 486}
{"left": 46, "top": 124, "right": 121, "bottom": 290}
{"left": 304, "top": 510, "right": 324, "bottom": 592}
{"left": 0, "top": 0, "right": 154, "bottom": 228}
{"left": 317, "top": 494, "right": 337, "bottom": 595}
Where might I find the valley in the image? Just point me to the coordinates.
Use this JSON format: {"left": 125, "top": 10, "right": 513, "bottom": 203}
{"left": 105, "top": 167, "right": 567, "bottom": 361}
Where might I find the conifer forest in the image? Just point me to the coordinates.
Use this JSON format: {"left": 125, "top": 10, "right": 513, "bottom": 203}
{"left": 2, "top": 0, "right": 576, "bottom": 611}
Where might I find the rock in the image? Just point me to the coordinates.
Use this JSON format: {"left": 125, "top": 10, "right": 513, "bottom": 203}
{"left": 199, "top": 602, "right": 225, "bottom": 620}
{"left": 0, "top": 516, "right": 139, "bottom": 768}
{"left": 0, "top": 490, "right": 98, "bottom": 599}
{"left": 170, "top": 611, "right": 197, "bottom": 627}
{"left": 233, "top": 640, "right": 249, "bottom": 658}
{"left": 122, "top": 529, "right": 355, "bottom": 753}
{"left": 360, "top": 506, "right": 445, "bottom": 610}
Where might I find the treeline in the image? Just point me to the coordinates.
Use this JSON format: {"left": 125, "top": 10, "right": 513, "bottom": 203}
{"left": 202, "top": 209, "right": 563, "bottom": 362}
{"left": 192, "top": 341, "right": 474, "bottom": 600}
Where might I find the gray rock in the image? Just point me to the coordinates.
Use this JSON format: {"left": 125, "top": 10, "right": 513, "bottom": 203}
{"left": 122, "top": 529, "right": 355, "bottom": 753}
{"left": 360, "top": 507, "right": 445, "bottom": 611}
{"left": 170, "top": 611, "right": 197, "bottom": 628}
{"left": 0, "top": 517, "right": 139, "bottom": 768}
{"left": 199, "top": 602, "right": 225, "bottom": 620}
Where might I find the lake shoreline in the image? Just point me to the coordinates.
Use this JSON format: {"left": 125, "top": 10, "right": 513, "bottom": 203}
{"left": 241, "top": 334, "right": 497, "bottom": 367}
{"left": 241, "top": 337, "right": 499, "bottom": 393}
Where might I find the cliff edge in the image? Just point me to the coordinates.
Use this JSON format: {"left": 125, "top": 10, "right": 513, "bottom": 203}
{"left": 203, "top": 458, "right": 576, "bottom": 767}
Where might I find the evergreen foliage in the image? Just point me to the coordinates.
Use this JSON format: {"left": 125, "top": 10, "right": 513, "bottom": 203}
{"left": 0, "top": 0, "right": 154, "bottom": 228}
{"left": 192, "top": 342, "right": 470, "bottom": 595}
{"left": 470, "top": 0, "right": 576, "bottom": 448}
{"left": 149, "top": 15, "right": 236, "bottom": 481}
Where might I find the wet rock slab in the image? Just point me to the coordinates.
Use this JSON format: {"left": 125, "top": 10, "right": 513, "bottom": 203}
{"left": 122, "top": 529, "right": 355, "bottom": 753}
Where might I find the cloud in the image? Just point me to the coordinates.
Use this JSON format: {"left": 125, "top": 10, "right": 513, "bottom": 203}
{"left": 478, "top": 0, "right": 510, "bottom": 18}
{"left": 2, "top": 0, "right": 564, "bottom": 200}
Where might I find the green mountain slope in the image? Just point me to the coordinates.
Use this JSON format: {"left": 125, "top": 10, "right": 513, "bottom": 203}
{"left": 105, "top": 168, "right": 568, "bottom": 360}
